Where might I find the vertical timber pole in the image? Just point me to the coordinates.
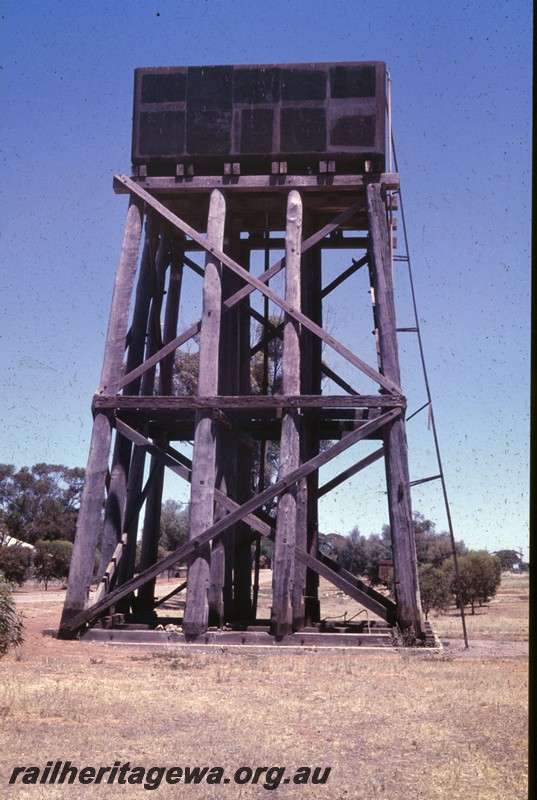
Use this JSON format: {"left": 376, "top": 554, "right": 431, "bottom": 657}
{"left": 60, "top": 195, "right": 144, "bottom": 632}
{"left": 230, "top": 232, "right": 253, "bottom": 622}
{"left": 210, "top": 225, "right": 252, "bottom": 625}
{"left": 97, "top": 236, "right": 153, "bottom": 581}
{"left": 210, "top": 222, "right": 237, "bottom": 626}
{"left": 183, "top": 189, "right": 226, "bottom": 636}
{"left": 116, "top": 238, "right": 167, "bottom": 598}
{"left": 296, "top": 214, "right": 322, "bottom": 626}
{"left": 271, "top": 190, "right": 302, "bottom": 637}
{"left": 366, "top": 182, "right": 425, "bottom": 640}
{"left": 115, "top": 222, "right": 168, "bottom": 603}
{"left": 137, "top": 228, "right": 173, "bottom": 613}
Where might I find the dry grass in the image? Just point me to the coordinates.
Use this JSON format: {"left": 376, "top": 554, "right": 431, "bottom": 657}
{"left": 0, "top": 573, "right": 528, "bottom": 799}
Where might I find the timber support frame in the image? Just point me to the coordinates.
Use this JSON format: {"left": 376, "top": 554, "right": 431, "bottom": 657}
{"left": 60, "top": 169, "right": 426, "bottom": 645}
{"left": 60, "top": 59, "right": 427, "bottom": 645}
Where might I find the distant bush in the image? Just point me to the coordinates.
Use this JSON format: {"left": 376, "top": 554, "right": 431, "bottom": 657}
{"left": 33, "top": 539, "right": 73, "bottom": 590}
{"left": 418, "top": 564, "right": 452, "bottom": 619}
{"left": 443, "top": 551, "right": 502, "bottom": 614}
{"left": 337, "top": 528, "right": 369, "bottom": 577}
{"left": 492, "top": 549, "right": 524, "bottom": 572}
{"left": 0, "top": 572, "right": 24, "bottom": 657}
{"left": 0, "top": 463, "right": 84, "bottom": 545}
{"left": 0, "top": 545, "right": 33, "bottom": 585}
{"left": 331, "top": 512, "right": 468, "bottom": 585}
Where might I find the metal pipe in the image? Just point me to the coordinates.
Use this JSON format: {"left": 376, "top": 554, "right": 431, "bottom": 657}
{"left": 386, "top": 69, "right": 393, "bottom": 173}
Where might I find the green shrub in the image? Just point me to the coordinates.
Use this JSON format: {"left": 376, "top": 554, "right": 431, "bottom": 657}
{"left": 442, "top": 551, "right": 502, "bottom": 614}
{"left": 418, "top": 564, "right": 452, "bottom": 619}
{"left": 0, "top": 572, "right": 24, "bottom": 657}
{"left": 0, "top": 544, "right": 33, "bottom": 585}
{"left": 33, "top": 539, "right": 73, "bottom": 589}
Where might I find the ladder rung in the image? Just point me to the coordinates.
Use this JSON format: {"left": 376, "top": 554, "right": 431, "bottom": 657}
{"left": 409, "top": 475, "right": 442, "bottom": 488}
{"left": 406, "top": 401, "right": 430, "bottom": 422}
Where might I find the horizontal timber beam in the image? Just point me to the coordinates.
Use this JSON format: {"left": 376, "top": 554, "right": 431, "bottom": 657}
{"left": 113, "top": 173, "right": 400, "bottom": 195}
{"left": 175, "top": 237, "right": 370, "bottom": 252}
{"left": 93, "top": 394, "right": 405, "bottom": 412}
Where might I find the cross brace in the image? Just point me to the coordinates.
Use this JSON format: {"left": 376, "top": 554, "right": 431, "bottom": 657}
{"left": 117, "top": 196, "right": 365, "bottom": 391}
{"left": 59, "top": 407, "right": 400, "bottom": 634}
{"left": 114, "top": 175, "right": 400, "bottom": 395}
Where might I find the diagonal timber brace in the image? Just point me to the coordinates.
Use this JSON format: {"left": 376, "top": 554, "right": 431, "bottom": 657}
{"left": 59, "top": 407, "right": 401, "bottom": 635}
{"left": 318, "top": 447, "right": 385, "bottom": 497}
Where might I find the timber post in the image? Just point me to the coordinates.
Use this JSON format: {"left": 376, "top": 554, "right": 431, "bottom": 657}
{"left": 271, "top": 190, "right": 303, "bottom": 636}
{"left": 367, "top": 182, "right": 425, "bottom": 640}
{"left": 96, "top": 236, "right": 153, "bottom": 582}
{"left": 297, "top": 213, "right": 323, "bottom": 626}
{"left": 60, "top": 195, "right": 144, "bottom": 631}
{"left": 183, "top": 189, "right": 226, "bottom": 636}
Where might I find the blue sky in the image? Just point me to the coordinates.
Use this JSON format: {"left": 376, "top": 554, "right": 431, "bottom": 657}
{"left": 1, "top": 1, "right": 531, "bottom": 559}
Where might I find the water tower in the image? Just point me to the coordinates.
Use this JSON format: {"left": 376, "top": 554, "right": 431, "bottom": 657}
{"left": 60, "top": 62, "right": 427, "bottom": 645}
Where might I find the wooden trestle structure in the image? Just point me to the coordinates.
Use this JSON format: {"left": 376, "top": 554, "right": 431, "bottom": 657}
{"left": 59, "top": 62, "right": 426, "bottom": 646}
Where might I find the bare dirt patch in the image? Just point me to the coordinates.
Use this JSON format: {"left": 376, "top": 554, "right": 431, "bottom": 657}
{"left": 14, "top": 574, "right": 528, "bottom": 662}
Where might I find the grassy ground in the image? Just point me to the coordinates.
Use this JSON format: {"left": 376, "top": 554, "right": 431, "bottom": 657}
{"left": 0, "top": 573, "right": 528, "bottom": 799}
{"left": 431, "top": 573, "right": 530, "bottom": 643}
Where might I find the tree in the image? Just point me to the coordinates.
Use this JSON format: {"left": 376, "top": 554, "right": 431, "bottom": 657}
{"left": 0, "top": 463, "right": 84, "bottom": 545}
{"left": 0, "top": 573, "right": 24, "bottom": 657}
{"left": 173, "top": 349, "right": 199, "bottom": 396}
{"left": 412, "top": 513, "right": 437, "bottom": 564}
{"left": 250, "top": 316, "right": 283, "bottom": 397}
{"left": 258, "top": 537, "right": 274, "bottom": 569}
{"left": 33, "top": 540, "right": 73, "bottom": 590}
{"left": 493, "top": 549, "right": 523, "bottom": 572}
{"left": 418, "top": 564, "right": 452, "bottom": 620}
{"left": 412, "top": 512, "right": 466, "bottom": 566}
{"left": 443, "top": 551, "right": 502, "bottom": 614}
{"left": 363, "top": 526, "right": 393, "bottom": 585}
{"left": 159, "top": 499, "right": 189, "bottom": 552}
{"left": 329, "top": 512, "right": 470, "bottom": 595}
{"left": 338, "top": 527, "right": 369, "bottom": 576}
{"left": 425, "top": 532, "right": 465, "bottom": 567}
{"left": 0, "top": 545, "right": 33, "bottom": 585}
